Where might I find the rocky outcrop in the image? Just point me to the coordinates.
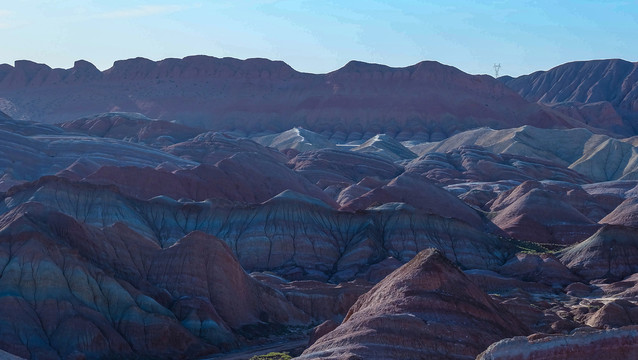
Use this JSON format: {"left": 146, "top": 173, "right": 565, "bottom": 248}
{"left": 586, "top": 300, "right": 638, "bottom": 328}
{"left": 254, "top": 274, "right": 372, "bottom": 322}
{"left": 498, "top": 253, "right": 578, "bottom": 286}
{"left": 488, "top": 181, "right": 600, "bottom": 245}
{"left": 299, "top": 249, "right": 528, "bottom": 359}
{"left": 253, "top": 128, "right": 336, "bottom": 152}
{"left": 0, "top": 56, "right": 586, "bottom": 137}
{"left": 84, "top": 152, "right": 336, "bottom": 205}
{"left": 0, "top": 202, "right": 308, "bottom": 359}
{"left": 601, "top": 197, "right": 638, "bottom": 227}
{"left": 307, "top": 320, "right": 339, "bottom": 347}
{"left": 339, "top": 173, "right": 484, "bottom": 228}
{"left": 406, "top": 146, "right": 591, "bottom": 185}
{"left": 558, "top": 225, "right": 638, "bottom": 281}
{"left": 0, "top": 117, "right": 334, "bottom": 205}
{"left": 351, "top": 133, "right": 417, "bottom": 161}
{"left": 58, "top": 112, "right": 205, "bottom": 146}
{"left": 501, "top": 59, "right": 638, "bottom": 136}
{"left": 596, "top": 272, "right": 638, "bottom": 299}
{"left": 0, "top": 116, "right": 196, "bottom": 191}
{"left": 477, "top": 326, "right": 638, "bottom": 360}
{"left": 288, "top": 149, "right": 402, "bottom": 190}
{"left": 165, "top": 130, "right": 288, "bottom": 165}
{"left": 1, "top": 176, "right": 520, "bottom": 282}
{"left": 412, "top": 126, "right": 638, "bottom": 182}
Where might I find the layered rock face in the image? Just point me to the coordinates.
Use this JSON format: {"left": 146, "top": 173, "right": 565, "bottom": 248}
{"left": 406, "top": 145, "right": 591, "bottom": 185}
{"left": 487, "top": 181, "right": 601, "bottom": 245}
{"left": 502, "top": 59, "right": 638, "bottom": 136}
{"left": 58, "top": 112, "right": 206, "bottom": 146}
{"left": 0, "top": 116, "right": 197, "bottom": 191}
{"left": 412, "top": 125, "right": 638, "bottom": 182}
{"left": 299, "top": 249, "right": 528, "bottom": 359}
{"left": 1, "top": 177, "right": 517, "bottom": 282}
{"left": 351, "top": 133, "right": 417, "bottom": 161}
{"left": 253, "top": 128, "right": 337, "bottom": 153}
{"left": 0, "top": 202, "right": 308, "bottom": 359}
{"left": 477, "top": 326, "right": 638, "bottom": 360}
{"left": 0, "top": 56, "right": 586, "bottom": 138}
{"left": 558, "top": 225, "right": 638, "bottom": 281}
{"left": 288, "top": 148, "right": 403, "bottom": 192}
{"left": 601, "top": 197, "right": 638, "bottom": 227}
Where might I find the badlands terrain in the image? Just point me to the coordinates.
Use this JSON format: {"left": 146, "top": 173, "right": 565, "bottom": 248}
{"left": 0, "top": 57, "right": 637, "bottom": 359}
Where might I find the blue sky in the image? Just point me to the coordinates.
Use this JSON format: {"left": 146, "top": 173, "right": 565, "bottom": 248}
{"left": 1, "top": 0, "right": 636, "bottom": 76}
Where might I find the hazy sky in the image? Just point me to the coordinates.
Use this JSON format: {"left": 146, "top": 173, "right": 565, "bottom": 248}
{"left": 1, "top": 0, "right": 636, "bottom": 76}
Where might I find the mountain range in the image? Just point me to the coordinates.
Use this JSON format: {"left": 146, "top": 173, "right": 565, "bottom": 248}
{"left": 2, "top": 56, "right": 633, "bottom": 140}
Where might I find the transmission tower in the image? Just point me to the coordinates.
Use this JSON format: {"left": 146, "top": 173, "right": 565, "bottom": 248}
{"left": 493, "top": 63, "right": 501, "bottom": 78}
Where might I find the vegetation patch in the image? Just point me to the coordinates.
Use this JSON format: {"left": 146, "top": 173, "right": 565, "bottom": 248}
{"left": 250, "top": 352, "right": 292, "bottom": 360}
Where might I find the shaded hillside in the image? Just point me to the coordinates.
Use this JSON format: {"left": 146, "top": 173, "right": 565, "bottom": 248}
{"left": 58, "top": 112, "right": 206, "bottom": 146}
{"left": 502, "top": 59, "right": 638, "bottom": 135}
{"left": 0, "top": 56, "right": 586, "bottom": 139}
{"left": 412, "top": 125, "right": 638, "bottom": 182}
{"left": 300, "top": 249, "right": 528, "bottom": 359}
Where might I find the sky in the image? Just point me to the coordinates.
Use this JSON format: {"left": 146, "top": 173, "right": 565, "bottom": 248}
{"left": 1, "top": 0, "right": 636, "bottom": 77}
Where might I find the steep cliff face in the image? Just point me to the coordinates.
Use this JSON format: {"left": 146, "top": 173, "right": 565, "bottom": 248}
{"left": 502, "top": 59, "right": 638, "bottom": 135}
{"left": 0, "top": 56, "right": 584, "bottom": 137}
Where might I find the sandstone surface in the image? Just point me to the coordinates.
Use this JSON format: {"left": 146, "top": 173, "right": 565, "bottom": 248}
{"left": 477, "top": 326, "right": 638, "bottom": 360}
{"left": 488, "top": 181, "right": 600, "bottom": 245}
{"left": 58, "top": 112, "right": 205, "bottom": 146}
{"left": 1, "top": 177, "right": 520, "bottom": 282}
{"left": 406, "top": 146, "right": 590, "bottom": 185}
{"left": 0, "top": 202, "right": 308, "bottom": 359}
{"left": 299, "top": 249, "right": 528, "bottom": 359}
{"left": 412, "top": 126, "right": 638, "bottom": 181}
{"left": 558, "top": 225, "right": 638, "bottom": 281}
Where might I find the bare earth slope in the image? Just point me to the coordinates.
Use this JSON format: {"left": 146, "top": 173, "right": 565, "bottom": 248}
{"left": 413, "top": 126, "right": 638, "bottom": 182}
{"left": 558, "top": 225, "right": 638, "bottom": 281}
{"left": 477, "top": 326, "right": 638, "bottom": 360}
{"left": 299, "top": 249, "right": 528, "bottom": 360}
{"left": 0, "top": 202, "right": 308, "bottom": 359}
{"left": 58, "top": 112, "right": 206, "bottom": 146}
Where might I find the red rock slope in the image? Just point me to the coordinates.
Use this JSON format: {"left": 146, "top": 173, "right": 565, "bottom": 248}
{"left": 299, "top": 248, "right": 528, "bottom": 359}
{"left": 558, "top": 224, "right": 638, "bottom": 281}
{"left": 0, "top": 202, "right": 307, "bottom": 359}
{"left": 501, "top": 59, "right": 638, "bottom": 136}
{"left": 0, "top": 56, "right": 583, "bottom": 137}
{"left": 477, "top": 326, "right": 638, "bottom": 360}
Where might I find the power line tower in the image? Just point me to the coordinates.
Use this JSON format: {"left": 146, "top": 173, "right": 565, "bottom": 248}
{"left": 493, "top": 63, "right": 501, "bottom": 78}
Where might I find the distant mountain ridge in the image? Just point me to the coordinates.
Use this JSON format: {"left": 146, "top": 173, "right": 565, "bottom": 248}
{"left": 501, "top": 59, "right": 638, "bottom": 135}
{"left": 0, "top": 55, "right": 594, "bottom": 139}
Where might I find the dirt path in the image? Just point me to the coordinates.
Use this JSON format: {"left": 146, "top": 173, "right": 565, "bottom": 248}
{"left": 202, "top": 339, "right": 308, "bottom": 360}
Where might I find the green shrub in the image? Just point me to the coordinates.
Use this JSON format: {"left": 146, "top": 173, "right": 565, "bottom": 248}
{"left": 250, "top": 352, "right": 292, "bottom": 360}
